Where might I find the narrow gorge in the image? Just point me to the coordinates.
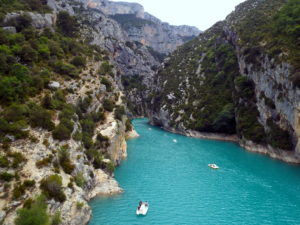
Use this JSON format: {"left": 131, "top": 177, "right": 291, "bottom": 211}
{"left": 0, "top": 0, "right": 299, "bottom": 224}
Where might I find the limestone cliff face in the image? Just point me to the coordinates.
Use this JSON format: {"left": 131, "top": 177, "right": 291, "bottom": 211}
{"left": 82, "top": 0, "right": 201, "bottom": 54}
{"left": 149, "top": 0, "right": 300, "bottom": 163}
{"left": 51, "top": 0, "right": 199, "bottom": 116}
{"left": 0, "top": 1, "right": 137, "bottom": 224}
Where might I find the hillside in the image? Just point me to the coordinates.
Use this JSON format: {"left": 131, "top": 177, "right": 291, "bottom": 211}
{"left": 0, "top": 0, "right": 142, "bottom": 224}
{"left": 1, "top": 0, "right": 300, "bottom": 224}
{"left": 85, "top": 0, "right": 201, "bottom": 54}
{"left": 149, "top": 0, "right": 300, "bottom": 163}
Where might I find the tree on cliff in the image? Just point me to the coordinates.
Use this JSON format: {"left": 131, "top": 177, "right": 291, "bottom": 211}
{"left": 56, "top": 11, "right": 79, "bottom": 37}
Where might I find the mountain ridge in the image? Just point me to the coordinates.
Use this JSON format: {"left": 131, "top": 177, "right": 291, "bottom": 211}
{"left": 84, "top": 0, "right": 201, "bottom": 53}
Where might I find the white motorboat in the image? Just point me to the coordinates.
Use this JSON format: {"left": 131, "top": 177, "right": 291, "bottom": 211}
{"left": 173, "top": 139, "right": 177, "bottom": 143}
{"left": 208, "top": 164, "right": 219, "bottom": 169}
{"left": 136, "top": 201, "right": 149, "bottom": 215}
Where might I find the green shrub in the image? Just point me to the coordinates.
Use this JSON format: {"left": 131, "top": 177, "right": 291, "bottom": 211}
{"left": 60, "top": 118, "right": 74, "bottom": 132}
{"left": 125, "top": 119, "right": 133, "bottom": 132}
{"left": 115, "top": 105, "right": 125, "bottom": 120}
{"left": 106, "top": 161, "right": 115, "bottom": 174}
{"left": 7, "top": 14, "right": 32, "bottom": 32}
{"left": 212, "top": 103, "right": 236, "bottom": 134}
{"left": 267, "top": 119, "right": 293, "bottom": 150}
{"left": 82, "top": 132, "right": 93, "bottom": 149}
{"left": 73, "top": 131, "right": 82, "bottom": 141}
{"left": 8, "top": 151, "right": 26, "bottom": 168}
{"left": 96, "top": 133, "right": 109, "bottom": 142}
{"left": 40, "top": 174, "right": 66, "bottom": 202}
{"left": 3, "top": 103, "right": 28, "bottom": 122}
{"left": 42, "top": 90, "right": 67, "bottom": 110}
{"left": 76, "top": 201, "right": 84, "bottom": 210}
{"left": 41, "top": 94, "right": 55, "bottom": 110}
{"left": 23, "top": 198, "right": 34, "bottom": 209}
{"left": 38, "top": 43, "right": 50, "bottom": 60}
{"left": 74, "top": 172, "right": 86, "bottom": 188}
{"left": 36, "top": 155, "right": 53, "bottom": 168}
{"left": 101, "top": 77, "right": 112, "bottom": 92}
{"left": 52, "top": 124, "right": 72, "bottom": 141}
{"left": 56, "top": 11, "right": 79, "bottom": 37}
{"left": 51, "top": 211, "right": 61, "bottom": 225}
{"left": 91, "top": 110, "right": 106, "bottom": 123}
{"left": 0, "top": 76, "right": 23, "bottom": 104}
{"left": 103, "top": 99, "right": 115, "bottom": 112}
{"left": 110, "top": 13, "right": 154, "bottom": 30}
{"left": 80, "top": 118, "right": 95, "bottom": 135}
{"left": 23, "top": 180, "right": 36, "bottom": 188}
{"left": 77, "top": 96, "right": 92, "bottom": 114}
{"left": 234, "top": 76, "right": 255, "bottom": 100}
{"left": 53, "top": 61, "right": 79, "bottom": 78}
{"left": 58, "top": 147, "right": 75, "bottom": 174}
{"left": 0, "top": 172, "right": 14, "bottom": 181}
{"left": 59, "top": 104, "right": 75, "bottom": 120}
{"left": 28, "top": 103, "right": 54, "bottom": 131}
{"left": 7, "top": 120, "right": 29, "bottom": 140}
{"left": 19, "top": 44, "right": 38, "bottom": 63}
{"left": 15, "top": 195, "right": 50, "bottom": 225}
{"left": 70, "top": 56, "right": 86, "bottom": 68}
{"left": 13, "top": 183, "right": 26, "bottom": 199}
{"left": 0, "top": 155, "right": 9, "bottom": 167}
{"left": 95, "top": 133, "right": 110, "bottom": 148}
{"left": 236, "top": 106, "right": 266, "bottom": 143}
{"left": 86, "top": 149, "right": 104, "bottom": 169}
{"left": 98, "top": 61, "right": 113, "bottom": 75}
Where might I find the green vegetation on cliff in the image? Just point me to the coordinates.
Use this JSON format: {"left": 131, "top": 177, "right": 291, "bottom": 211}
{"left": 153, "top": 26, "right": 239, "bottom": 134}
{"left": 110, "top": 14, "right": 154, "bottom": 30}
{"left": 151, "top": 0, "right": 298, "bottom": 151}
{"left": 235, "top": 0, "right": 300, "bottom": 71}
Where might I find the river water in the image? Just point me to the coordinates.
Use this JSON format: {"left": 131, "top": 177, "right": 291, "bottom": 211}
{"left": 89, "top": 118, "right": 300, "bottom": 225}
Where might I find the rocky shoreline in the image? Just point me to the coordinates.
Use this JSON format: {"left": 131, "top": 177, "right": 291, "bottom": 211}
{"left": 158, "top": 125, "right": 300, "bottom": 165}
{"left": 84, "top": 128, "right": 139, "bottom": 225}
{"left": 240, "top": 140, "right": 300, "bottom": 164}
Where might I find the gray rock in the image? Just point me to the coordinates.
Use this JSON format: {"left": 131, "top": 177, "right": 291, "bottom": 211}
{"left": 85, "top": 0, "right": 201, "bottom": 54}
{"left": 2, "top": 26, "right": 16, "bottom": 33}
{"left": 0, "top": 210, "right": 6, "bottom": 222}
{"left": 5, "top": 12, "right": 54, "bottom": 29}
{"left": 48, "top": 81, "right": 60, "bottom": 89}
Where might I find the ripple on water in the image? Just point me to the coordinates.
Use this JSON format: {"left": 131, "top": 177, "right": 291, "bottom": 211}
{"left": 89, "top": 118, "right": 300, "bottom": 225}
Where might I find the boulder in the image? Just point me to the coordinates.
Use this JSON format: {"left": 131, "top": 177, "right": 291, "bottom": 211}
{"left": 48, "top": 81, "right": 60, "bottom": 89}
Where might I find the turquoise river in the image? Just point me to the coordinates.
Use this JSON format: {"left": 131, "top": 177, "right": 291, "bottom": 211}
{"left": 89, "top": 118, "right": 300, "bottom": 225}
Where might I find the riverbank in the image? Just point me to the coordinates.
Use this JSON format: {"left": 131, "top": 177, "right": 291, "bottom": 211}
{"left": 157, "top": 124, "right": 300, "bottom": 164}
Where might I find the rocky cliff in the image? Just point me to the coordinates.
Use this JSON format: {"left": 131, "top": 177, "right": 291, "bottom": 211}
{"left": 83, "top": 0, "right": 201, "bottom": 54}
{"left": 149, "top": 0, "right": 300, "bottom": 163}
{"left": 0, "top": 0, "right": 199, "bottom": 222}
{"left": 0, "top": 0, "right": 142, "bottom": 224}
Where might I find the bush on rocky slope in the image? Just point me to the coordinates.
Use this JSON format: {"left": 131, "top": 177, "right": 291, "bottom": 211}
{"left": 15, "top": 195, "right": 50, "bottom": 225}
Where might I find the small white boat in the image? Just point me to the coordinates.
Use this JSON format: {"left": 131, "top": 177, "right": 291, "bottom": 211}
{"left": 136, "top": 201, "right": 149, "bottom": 215}
{"left": 208, "top": 164, "right": 219, "bottom": 169}
{"left": 173, "top": 139, "right": 177, "bottom": 143}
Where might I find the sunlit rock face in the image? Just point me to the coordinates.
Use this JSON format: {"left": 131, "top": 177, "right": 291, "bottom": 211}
{"left": 84, "top": 0, "right": 201, "bottom": 54}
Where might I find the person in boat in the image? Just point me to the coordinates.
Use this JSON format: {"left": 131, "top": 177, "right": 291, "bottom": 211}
{"left": 139, "top": 201, "right": 142, "bottom": 206}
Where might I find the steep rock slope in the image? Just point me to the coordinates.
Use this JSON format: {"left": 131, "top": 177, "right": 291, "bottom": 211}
{"left": 0, "top": 0, "right": 139, "bottom": 224}
{"left": 149, "top": 0, "right": 300, "bottom": 163}
{"left": 83, "top": 0, "right": 201, "bottom": 54}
